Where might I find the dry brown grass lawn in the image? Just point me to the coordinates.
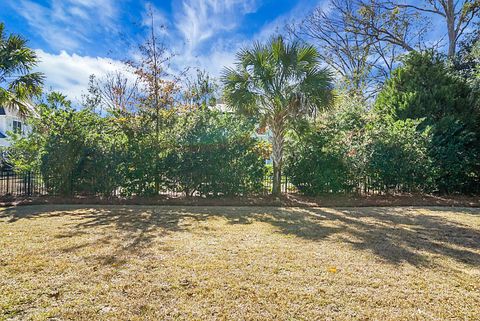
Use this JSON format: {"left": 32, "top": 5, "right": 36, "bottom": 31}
{"left": 0, "top": 205, "right": 479, "bottom": 320}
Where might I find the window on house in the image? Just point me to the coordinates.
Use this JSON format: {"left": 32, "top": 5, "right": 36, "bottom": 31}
{"left": 13, "top": 120, "right": 22, "bottom": 134}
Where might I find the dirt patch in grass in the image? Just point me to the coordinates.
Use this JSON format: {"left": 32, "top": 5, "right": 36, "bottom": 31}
{"left": 1, "top": 205, "right": 479, "bottom": 320}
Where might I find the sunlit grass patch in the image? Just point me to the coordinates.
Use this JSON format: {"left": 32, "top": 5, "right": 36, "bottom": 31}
{"left": 1, "top": 205, "right": 479, "bottom": 320}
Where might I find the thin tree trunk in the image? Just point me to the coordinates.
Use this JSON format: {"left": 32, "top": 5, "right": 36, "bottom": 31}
{"left": 272, "top": 159, "right": 282, "bottom": 196}
{"left": 150, "top": 12, "right": 161, "bottom": 194}
{"left": 445, "top": 0, "right": 456, "bottom": 58}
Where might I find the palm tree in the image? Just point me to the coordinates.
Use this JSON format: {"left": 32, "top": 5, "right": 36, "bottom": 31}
{"left": 0, "top": 23, "right": 44, "bottom": 116}
{"left": 222, "top": 36, "right": 334, "bottom": 196}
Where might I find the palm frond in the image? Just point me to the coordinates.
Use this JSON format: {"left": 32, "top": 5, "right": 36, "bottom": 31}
{"left": 0, "top": 87, "right": 36, "bottom": 117}
{"left": 221, "top": 67, "right": 258, "bottom": 116}
{"left": 222, "top": 35, "right": 334, "bottom": 122}
{"left": 0, "top": 24, "right": 44, "bottom": 117}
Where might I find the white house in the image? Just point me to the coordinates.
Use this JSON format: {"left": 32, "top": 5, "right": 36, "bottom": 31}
{"left": 0, "top": 107, "right": 27, "bottom": 147}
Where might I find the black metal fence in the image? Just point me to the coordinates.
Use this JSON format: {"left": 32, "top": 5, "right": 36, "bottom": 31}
{"left": 0, "top": 170, "right": 48, "bottom": 197}
{"left": 4, "top": 169, "right": 465, "bottom": 198}
{"left": 0, "top": 170, "right": 297, "bottom": 198}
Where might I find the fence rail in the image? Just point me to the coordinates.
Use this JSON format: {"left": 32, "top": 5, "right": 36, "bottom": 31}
{"left": 0, "top": 170, "right": 297, "bottom": 198}
{"left": 1, "top": 170, "right": 442, "bottom": 198}
{"left": 0, "top": 170, "right": 48, "bottom": 197}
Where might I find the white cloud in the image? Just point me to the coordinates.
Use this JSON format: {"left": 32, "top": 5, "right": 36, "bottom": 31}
{"left": 9, "top": 0, "right": 119, "bottom": 51}
{"left": 24, "top": 0, "right": 325, "bottom": 101}
{"left": 130, "top": 1, "right": 256, "bottom": 80}
{"left": 148, "top": 0, "right": 324, "bottom": 81}
{"left": 172, "top": 44, "right": 239, "bottom": 78}
{"left": 35, "top": 49, "right": 128, "bottom": 102}
{"left": 173, "top": 0, "right": 323, "bottom": 78}
{"left": 174, "top": 0, "right": 258, "bottom": 51}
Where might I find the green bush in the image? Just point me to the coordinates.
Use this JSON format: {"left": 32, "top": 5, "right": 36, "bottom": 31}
{"left": 364, "top": 118, "right": 432, "bottom": 193}
{"left": 285, "top": 97, "right": 433, "bottom": 195}
{"left": 8, "top": 50, "right": 480, "bottom": 198}
{"left": 375, "top": 51, "right": 474, "bottom": 123}
{"left": 39, "top": 106, "right": 123, "bottom": 196}
{"left": 285, "top": 128, "right": 350, "bottom": 195}
{"left": 8, "top": 93, "right": 124, "bottom": 196}
{"left": 162, "top": 110, "right": 265, "bottom": 196}
{"left": 428, "top": 116, "right": 480, "bottom": 194}
{"left": 116, "top": 126, "right": 162, "bottom": 197}
{"left": 375, "top": 51, "right": 480, "bottom": 194}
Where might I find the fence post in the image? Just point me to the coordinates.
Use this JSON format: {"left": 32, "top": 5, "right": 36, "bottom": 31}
{"left": 69, "top": 171, "right": 73, "bottom": 197}
{"left": 27, "top": 171, "right": 32, "bottom": 196}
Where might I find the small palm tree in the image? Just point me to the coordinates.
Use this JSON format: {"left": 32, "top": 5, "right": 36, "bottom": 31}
{"left": 0, "top": 23, "right": 44, "bottom": 116}
{"left": 222, "top": 36, "right": 334, "bottom": 195}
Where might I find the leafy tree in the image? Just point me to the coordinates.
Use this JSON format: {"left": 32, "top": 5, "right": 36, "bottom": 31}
{"left": 184, "top": 69, "right": 218, "bottom": 109}
{"left": 286, "top": 94, "right": 433, "bottom": 195}
{"left": 376, "top": 50, "right": 480, "bottom": 193}
{"left": 8, "top": 92, "right": 125, "bottom": 196}
{"left": 429, "top": 116, "right": 480, "bottom": 193}
{"left": 7, "top": 92, "right": 72, "bottom": 172}
{"left": 285, "top": 125, "right": 351, "bottom": 195}
{"left": 364, "top": 117, "right": 432, "bottom": 193}
{"left": 0, "top": 22, "right": 44, "bottom": 116}
{"left": 453, "top": 24, "right": 479, "bottom": 69}
{"left": 39, "top": 100, "right": 119, "bottom": 196}
{"left": 222, "top": 36, "right": 334, "bottom": 195}
{"left": 375, "top": 51, "right": 473, "bottom": 123}
{"left": 453, "top": 30, "right": 480, "bottom": 98}
{"left": 115, "top": 108, "right": 175, "bottom": 196}
{"left": 127, "top": 7, "right": 178, "bottom": 193}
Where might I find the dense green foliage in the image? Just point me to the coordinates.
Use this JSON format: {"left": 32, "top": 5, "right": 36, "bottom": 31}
{"left": 3, "top": 21, "right": 480, "bottom": 197}
{"left": 9, "top": 93, "right": 123, "bottom": 195}
{"left": 9, "top": 93, "right": 265, "bottom": 197}
{"left": 161, "top": 110, "right": 265, "bottom": 196}
{"left": 285, "top": 99, "right": 432, "bottom": 195}
{"left": 375, "top": 52, "right": 474, "bottom": 122}
{"left": 286, "top": 51, "right": 480, "bottom": 195}
{"left": 363, "top": 118, "right": 432, "bottom": 193}
{"left": 285, "top": 129, "right": 349, "bottom": 195}
{"left": 428, "top": 116, "right": 480, "bottom": 193}
{"left": 376, "top": 51, "right": 480, "bottom": 193}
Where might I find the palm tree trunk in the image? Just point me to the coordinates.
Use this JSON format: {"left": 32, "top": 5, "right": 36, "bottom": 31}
{"left": 271, "top": 122, "right": 285, "bottom": 196}
{"left": 272, "top": 158, "right": 282, "bottom": 196}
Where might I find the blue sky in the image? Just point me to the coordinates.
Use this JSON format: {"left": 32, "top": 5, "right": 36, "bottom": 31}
{"left": 0, "top": 0, "right": 323, "bottom": 101}
{"left": 0, "top": 0, "right": 464, "bottom": 102}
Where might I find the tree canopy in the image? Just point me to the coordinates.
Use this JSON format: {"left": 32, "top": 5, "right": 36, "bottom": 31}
{"left": 222, "top": 36, "right": 334, "bottom": 195}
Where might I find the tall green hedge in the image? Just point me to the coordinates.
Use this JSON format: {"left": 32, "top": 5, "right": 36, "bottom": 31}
{"left": 161, "top": 110, "right": 265, "bottom": 196}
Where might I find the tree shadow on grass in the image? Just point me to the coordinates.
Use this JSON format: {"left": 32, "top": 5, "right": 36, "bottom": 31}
{"left": 1, "top": 205, "right": 479, "bottom": 267}
{"left": 304, "top": 207, "right": 480, "bottom": 266}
